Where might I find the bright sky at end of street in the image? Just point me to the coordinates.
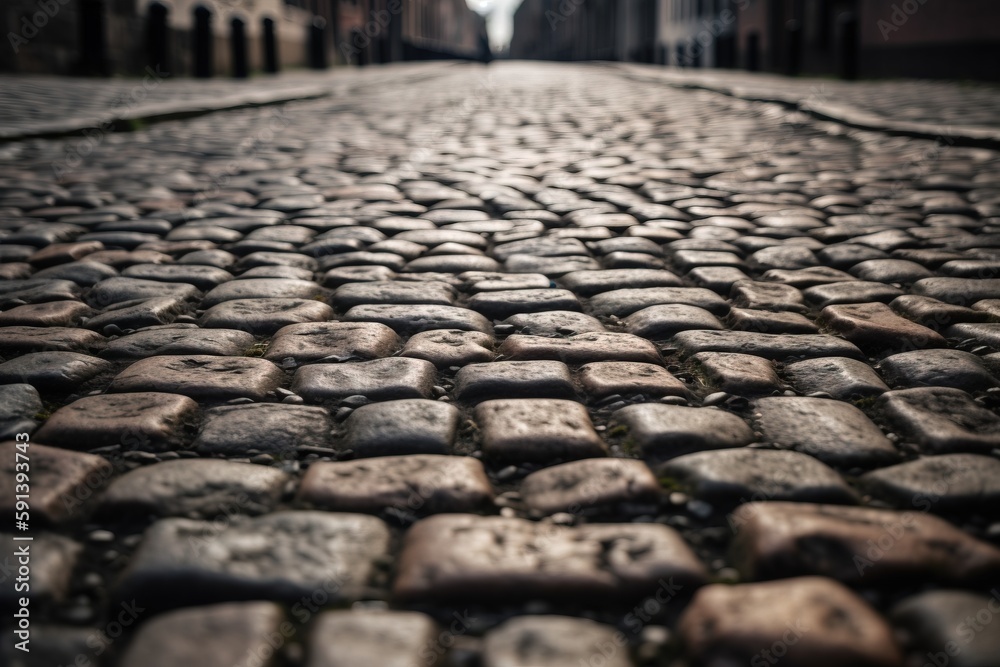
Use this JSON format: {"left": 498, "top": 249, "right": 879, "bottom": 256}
{"left": 467, "top": 0, "right": 524, "bottom": 52}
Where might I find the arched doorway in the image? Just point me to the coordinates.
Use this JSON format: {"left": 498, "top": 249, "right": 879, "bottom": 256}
{"left": 262, "top": 18, "right": 279, "bottom": 73}
{"left": 146, "top": 2, "right": 170, "bottom": 75}
{"left": 230, "top": 17, "right": 248, "bottom": 78}
{"left": 192, "top": 5, "right": 213, "bottom": 78}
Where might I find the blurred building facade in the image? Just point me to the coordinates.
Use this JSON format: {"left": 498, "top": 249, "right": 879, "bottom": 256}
{"left": 509, "top": 0, "right": 654, "bottom": 62}
{"left": 511, "top": 0, "right": 1000, "bottom": 80}
{"left": 1, "top": 0, "right": 489, "bottom": 77}
{"left": 734, "top": 0, "right": 1000, "bottom": 80}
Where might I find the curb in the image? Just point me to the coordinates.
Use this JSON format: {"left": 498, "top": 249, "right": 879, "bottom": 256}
{"left": 0, "top": 85, "right": 335, "bottom": 143}
{"left": 609, "top": 63, "right": 1000, "bottom": 151}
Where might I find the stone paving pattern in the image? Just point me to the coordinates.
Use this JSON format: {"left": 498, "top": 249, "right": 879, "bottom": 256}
{"left": 2, "top": 62, "right": 1000, "bottom": 667}
{"left": 617, "top": 64, "right": 1000, "bottom": 142}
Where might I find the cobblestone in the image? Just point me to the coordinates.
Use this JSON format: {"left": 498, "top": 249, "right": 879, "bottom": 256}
{"left": 97, "top": 459, "right": 288, "bottom": 520}
{"left": 297, "top": 455, "right": 493, "bottom": 515}
{"left": 116, "top": 511, "right": 390, "bottom": 613}
{"left": 35, "top": 391, "right": 198, "bottom": 451}
{"left": 394, "top": 514, "right": 707, "bottom": 604}
{"left": 679, "top": 577, "right": 903, "bottom": 667}
{"left": 5, "top": 61, "right": 1000, "bottom": 664}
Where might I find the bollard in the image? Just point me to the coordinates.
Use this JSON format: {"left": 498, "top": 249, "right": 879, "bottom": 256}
{"left": 308, "top": 16, "right": 327, "bottom": 70}
{"left": 785, "top": 19, "right": 802, "bottom": 76}
{"left": 837, "top": 12, "right": 859, "bottom": 80}
{"left": 193, "top": 5, "right": 213, "bottom": 78}
{"left": 263, "top": 18, "right": 279, "bottom": 73}
{"left": 746, "top": 32, "right": 760, "bottom": 71}
{"left": 230, "top": 17, "right": 248, "bottom": 78}
{"left": 78, "top": 0, "right": 109, "bottom": 75}
{"left": 146, "top": 2, "right": 170, "bottom": 76}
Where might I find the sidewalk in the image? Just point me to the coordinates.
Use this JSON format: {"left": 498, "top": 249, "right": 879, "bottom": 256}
{"left": 0, "top": 62, "right": 463, "bottom": 141}
{"left": 613, "top": 63, "right": 1000, "bottom": 148}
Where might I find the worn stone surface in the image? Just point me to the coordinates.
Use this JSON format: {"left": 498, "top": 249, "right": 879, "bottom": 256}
{"left": 7, "top": 63, "right": 1000, "bottom": 660}
{"left": 861, "top": 454, "right": 1000, "bottom": 516}
{"left": 614, "top": 404, "right": 755, "bottom": 459}
{"left": 476, "top": 399, "right": 606, "bottom": 462}
{"left": 394, "top": 514, "right": 707, "bottom": 604}
{"left": 499, "top": 332, "right": 661, "bottom": 364}
{"left": 623, "top": 303, "right": 724, "bottom": 339}
{"left": 468, "top": 288, "right": 582, "bottom": 320}
{"left": 100, "top": 327, "right": 255, "bottom": 360}
{"left": 306, "top": 610, "right": 440, "bottom": 667}
{"left": 483, "top": 616, "right": 633, "bottom": 667}
{"left": 97, "top": 459, "right": 288, "bottom": 520}
{"left": 88, "top": 277, "right": 199, "bottom": 307}
{"left": 730, "top": 502, "right": 1000, "bottom": 585}
{"left": 784, "top": 357, "right": 889, "bottom": 399}
{"left": 876, "top": 349, "right": 996, "bottom": 391}
{"left": 0, "top": 441, "right": 112, "bottom": 523}
{"left": 520, "top": 458, "right": 661, "bottom": 516}
{"left": 341, "top": 399, "right": 460, "bottom": 457}
{"left": 0, "top": 351, "right": 112, "bottom": 393}
{"left": 292, "top": 357, "right": 436, "bottom": 402}
{"left": 298, "top": 455, "right": 493, "bottom": 514}
{"left": 0, "top": 383, "right": 42, "bottom": 439}
{"left": 661, "top": 448, "right": 858, "bottom": 509}
{"left": 589, "top": 286, "right": 729, "bottom": 318}
{"left": 891, "top": 591, "right": 1000, "bottom": 667}
{"left": 560, "top": 268, "right": 681, "bottom": 296}
{"left": 693, "top": 352, "right": 782, "bottom": 396}
{"left": 109, "top": 355, "right": 285, "bottom": 401}
{"left": 0, "top": 533, "right": 81, "bottom": 609}
{"left": 264, "top": 321, "right": 400, "bottom": 364}
{"left": 753, "top": 397, "right": 898, "bottom": 468}
{"left": 117, "top": 602, "right": 286, "bottom": 667}
{"left": 0, "top": 325, "right": 105, "bottom": 354}
{"left": 35, "top": 392, "right": 199, "bottom": 451}
{"left": 454, "top": 360, "right": 576, "bottom": 402}
{"left": 674, "top": 330, "right": 864, "bottom": 360}
{"left": 727, "top": 307, "right": 819, "bottom": 334}
{"left": 194, "top": 403, "right": 332, "bottom": 456}
{"left": 333, "top": 280, "right": 455, "bottom": 309}
{"left": 116, "top": 511, "right": 390, "bottom": 612}
{"left": 344, "top": 304, "right": 493, "bottom": 335}
{"left": 400, "top": 329, "right": 494, "bottom": 368}
{"left": 820, "top": 302, "right": 947, "bottom": 352}
{"left": 577, "top": 361, "right": 687, "bottom": 398}
{"left": 0, "top": 300, "right": 94, "bottom": 327}
{"left": 679, "top": 578, "right": 903, "bottom": 667}
{"left": 878, "top": 387, "right": 1000, "bottom": 454}
{"left": 83, "top": 296, "right": 188, "bottom": 331}
{"left": 200, "top": 278, "right": 324, "bottom": 308}
{"left": 504, "top": 310, "right": 607, "bottom": 335}
{"left": 200, "top": 298, "right": 335, "bottom": 335}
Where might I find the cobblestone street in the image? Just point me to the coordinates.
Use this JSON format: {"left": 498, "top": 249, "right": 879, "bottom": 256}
{"left": 2, "top": 61, "right": 1000, "bottom": 667}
